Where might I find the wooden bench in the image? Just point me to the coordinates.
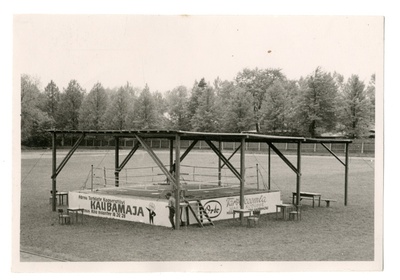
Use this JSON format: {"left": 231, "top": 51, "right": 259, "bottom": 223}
{"left": 292, "top": 192, "right": 321, "bottom": 208}
{"left": 322, "top": 199, "right": 337, "bottom": 207}
{"left": 247, "top": 210, "right": 261, "bottom": 227}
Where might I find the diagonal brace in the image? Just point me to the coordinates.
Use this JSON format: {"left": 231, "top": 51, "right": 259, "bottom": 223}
{"left": 135, "top": 135, "right": 178, "bottom": 189}
{"left": 117, "top": 141, "right": 141, "bottom": 172}
{"left": 205, "top": 140, "right": 242, "bottom": 181}
{"left": 170, "top": 140, "right": 198, "bottom": 173}
{"left": 268, "top": 142, "right": 300, "bottom": 176}
{"left": 52, "top": 133, "right": 85, "bottom": 179}
{"left": 221, "top": 144, "right": 241, "bottom": 169}
{"left": 320, "top": 143, "right": 346, "bottom": 166}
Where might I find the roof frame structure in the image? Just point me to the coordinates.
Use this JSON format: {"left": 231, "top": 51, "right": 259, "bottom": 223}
{"left": 47, "top": 129, "right": 352, "bottom": 230}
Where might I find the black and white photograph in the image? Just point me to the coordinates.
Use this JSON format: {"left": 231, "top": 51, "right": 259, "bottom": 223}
{"left": 4, "top": 0, "right": 395, "bottom": 278}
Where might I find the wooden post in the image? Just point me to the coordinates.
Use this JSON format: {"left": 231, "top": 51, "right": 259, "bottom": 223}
{"left": 240, "top": 138, "right": 246, "bottom": 223}
{"left": 268, "top": 145, "right": 271, "bottom": 191}
{"left": 91, "top": 165, "right": 94, "bottom": 192}
{"left": 256, "top": 163, "right": 259, "bottom": 190}
{"left": 51, "top": 132, "right": 57, "bottom": 212}
{"left": 345, "top": 143, "right": 349, "bottom": 206}
{"left": 115, "top": 137, "right": 119, "bottom": 187}
{"left": 296, "top": 141, "right": 302, "bottom": 206}
{"left": 218, "top": 141, "right": 222, "bottom": 186}
{"left": 125, "top": 168, "right": 128, "bottom": 186}
{"left": 175, "top": 134, "right": 181, "bottom": 230}
{"left": 169, "top": 139, "right": 174, "bottom": 174}
{"left": 104, "top": 167, "right": 107, "bottom": 187}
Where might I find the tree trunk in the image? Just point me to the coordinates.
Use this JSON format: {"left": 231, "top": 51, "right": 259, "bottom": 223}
{"left": 309, "top": 120, "right": 316, "bottom": 138}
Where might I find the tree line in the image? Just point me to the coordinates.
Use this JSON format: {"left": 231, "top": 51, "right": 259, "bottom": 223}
{"left": 21, "top": 66, "right": 375, "bottom": 147}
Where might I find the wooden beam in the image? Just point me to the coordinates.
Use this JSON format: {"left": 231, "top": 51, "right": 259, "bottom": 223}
{"left": 267, "top": 142, "right": 300, "bottom": 176}
{"left": 240, "top": 137, "right": 246, "bottom": 223}
{"left": 117, "top": 141, "right": 141, "bottom": 172}
{"left": 135, "top": 135, "right": 178, "bottom": 188}
{"left": 345, "top": 143, "right": 349, "bottom": 206}
{"left": 175, "top": 134, "right": 181, "bottom": 230}
{"left": 51, "top": 132, "right": 57, "bottom": 212}
{"left": 169, "top": 139, "right": 173, "bottom": 173}
{"left": 268, "top": 145, "right": 271, "bottom": 191}
{"left": 170, "top": 140, "right": 198, "bottom": 173}
{"left": 115, "top": 136, "right": 119, "bottom": 187}
{"left": 221, "top": 144, "right": 241, "bottom": 169}
{"left": 218, "top": 141, "right": 222, "bottom": 186}
{"left": 205, "top": 140, "right": 242, "bottom": 182}
{"left": 320, "top": 143, "right": 346, "bottom": 166}
{"left": 296, "top": 141, "right": 302, "bottom": 206}
{"left": 52, "top": 133, "right": 85, "bottom": 179}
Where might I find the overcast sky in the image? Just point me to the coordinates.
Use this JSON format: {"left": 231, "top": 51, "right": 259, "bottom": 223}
{"left": 14, "top": 15, "right": 383, "bottom": 93}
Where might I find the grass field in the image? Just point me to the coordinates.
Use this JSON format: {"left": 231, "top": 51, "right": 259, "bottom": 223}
{"left": 18, "top": 148, "right": 376, "bottom": 266}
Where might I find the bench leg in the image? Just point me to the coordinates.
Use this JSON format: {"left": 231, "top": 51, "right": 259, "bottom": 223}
{"left": 326, "top": 201, "right": 331, "bottom": 207}
{"left": 289, "top": 212, "right": 298, "bottom": 221}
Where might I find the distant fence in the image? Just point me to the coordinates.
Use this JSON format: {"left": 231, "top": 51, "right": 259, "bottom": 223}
{"left": 57, "top": 136, "right": 375, "bottom": 156}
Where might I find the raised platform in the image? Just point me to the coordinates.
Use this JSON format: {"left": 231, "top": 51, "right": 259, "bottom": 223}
{"left": 68, "top": 184, "right": 282, "bottom": 228}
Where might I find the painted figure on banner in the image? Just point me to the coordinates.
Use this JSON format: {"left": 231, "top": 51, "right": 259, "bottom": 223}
{"left": 146, "top": 202, "right": 156, "bottom": 224}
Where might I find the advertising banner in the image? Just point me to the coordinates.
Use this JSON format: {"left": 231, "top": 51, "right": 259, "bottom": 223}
{"left": 68, "top": 191, "right": 171, "bottom": 227}
{"left": 199, "top": 191, "right": 281, "bottom": 221}
{"left": 69, "top": 190, "right": 282, "bottom": 227}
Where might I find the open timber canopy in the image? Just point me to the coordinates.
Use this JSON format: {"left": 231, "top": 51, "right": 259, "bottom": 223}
{"left": 47, "top": 129, "right": 352, "bottom": 230}
{"left": 46, "top": 129, "right": 353, "bottom": 144}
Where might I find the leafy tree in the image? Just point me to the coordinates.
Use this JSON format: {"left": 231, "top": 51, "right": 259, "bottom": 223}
{"left": 186, "top": 78, "right": 207, "bottom": 127}
{"left": 212, "top": 79, "right": 234, "bottom": 132}
{"left": 165, "top": 86, "right": 190, "bottom": 130}
{"left": 215, "top": 79, "right": 236, "bottom": 100}
{"left": 191, "top": 83, "right": 218, "bottom": 132}
{"left": 221, "top": 87, "right": 254, "bottom": 132}
{"left": 281, "top": 80, "right": 301, "bottom": 134}
{"left": 43, "top": 80, "right": 60, "bottom": 126}
{"left": 333, "top": 72, "right": 345, "bottom": 96}
{"left": 296, "top": 67, "right": 338, "bottom": 137}
{"left": 21, "top": 74, "right": 52, "bottom": 146}
{"left": 365, "top": 74, "right": 375, "bottom": 125}
{"left": 79, "top": 82, "right": 109, "bottom": 130}
{"left": 57, "top": 80, "right": 85, "bottom": 130}
{"left": 104, "top": 86, "right": 133, "bottom": 130}
{"left": 134, "top": 84, "right": 157, "bottom": 129}
{"left": 235, "top": 68, "right": 284, "bottom": 132}
{"left": 261, "top": 80, "right": 290, "bottom": 133}
{"left": 153, "top": 91, "right": 169, "bottom": 128}
{"left": 339, "top": 75, "right": 371, "bottom": 138}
